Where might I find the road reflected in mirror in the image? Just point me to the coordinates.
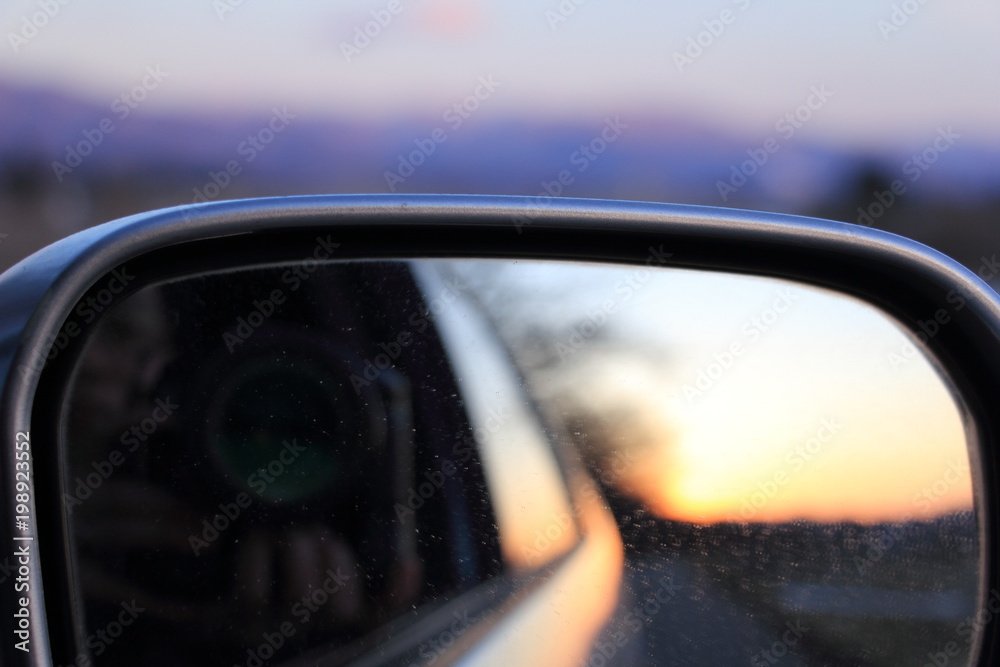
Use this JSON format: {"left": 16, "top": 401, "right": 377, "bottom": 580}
{"left": 448, "top": 259, "right": 979, "bottom": 666}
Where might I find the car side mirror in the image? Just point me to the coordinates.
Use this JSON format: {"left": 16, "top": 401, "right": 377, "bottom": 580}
{"left": 2, "top": 195, "right": 999, "bottom": 666}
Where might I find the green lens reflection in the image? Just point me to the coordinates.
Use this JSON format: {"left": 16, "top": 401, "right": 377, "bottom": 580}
{"left": 210, "top": 356, "right": 361, "bottom": 503}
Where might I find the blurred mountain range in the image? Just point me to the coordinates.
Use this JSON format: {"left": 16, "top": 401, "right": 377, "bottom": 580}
{"left": 1, "top": 80, "right": 998, "bottom": 276}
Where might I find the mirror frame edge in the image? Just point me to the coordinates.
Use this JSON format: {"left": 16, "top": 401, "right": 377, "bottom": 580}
{"left": 1, "top": 193, "right": 998, "bottom": 666}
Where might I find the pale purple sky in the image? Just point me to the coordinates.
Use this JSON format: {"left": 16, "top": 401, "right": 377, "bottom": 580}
{"left": 3, "top": 0, "right": 998, "bottom": 153}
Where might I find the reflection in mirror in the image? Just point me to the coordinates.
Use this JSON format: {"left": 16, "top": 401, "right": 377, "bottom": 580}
{"left": 58, "top": 261, "right": 583, "bottom": 666}
{"left": 448, "top": 259, "right": 979, "bottom": 666}
{"left": 54, "top": 256, "right": 978, "bottom": 667}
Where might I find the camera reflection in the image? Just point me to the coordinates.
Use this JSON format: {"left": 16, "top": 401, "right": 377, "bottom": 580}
{"left": 61, "top": 261, "right": 498, "bottom": 666}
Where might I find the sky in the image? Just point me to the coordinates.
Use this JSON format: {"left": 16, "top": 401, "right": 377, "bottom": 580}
{"left": 2, "top": 0, "right": 999, "bottom": 153}
{"left": 451, "top": 259, "right": 973, "bottom": 525}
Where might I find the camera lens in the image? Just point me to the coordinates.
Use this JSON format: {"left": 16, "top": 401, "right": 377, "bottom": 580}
{"left": 205, "top": 347, "right": 383, "bottom": 504}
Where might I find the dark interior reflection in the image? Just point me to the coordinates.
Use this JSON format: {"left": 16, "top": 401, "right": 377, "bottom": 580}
{"left": 60, "top": 261, "right": 501, "bottom": 666}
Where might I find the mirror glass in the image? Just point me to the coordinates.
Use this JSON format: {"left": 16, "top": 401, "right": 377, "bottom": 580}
{"left": 449, "top": 259, "right": 979, "bottom": 666}
{"left": 55, "top": 256, "right": 979, "bottom": 666}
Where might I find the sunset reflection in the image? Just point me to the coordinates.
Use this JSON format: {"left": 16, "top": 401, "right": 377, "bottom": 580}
{"left": 449, "top": 260, "right": 974, "bottom": 526}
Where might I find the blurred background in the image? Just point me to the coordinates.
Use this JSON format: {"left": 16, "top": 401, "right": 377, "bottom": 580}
{"left": 1, "top": 0, "right": 998, "bottom": 277}
{"left": 4, "top": 3, "right": 995, "bottom": 662}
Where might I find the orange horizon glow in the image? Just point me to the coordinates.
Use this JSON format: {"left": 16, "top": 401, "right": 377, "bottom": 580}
{"left": 596, "top": 398, "right": 974, "bottom": 525}
{"left": 536, "top": 305, "right": 974, "bottom": 527}
{"left": 644, "top": 465, "right": 974, "bottom": 525}
{"left": 454, "top": 259, "right": 978, "bottom": 530}
{"left": 607, "top": 430, "right": 973, "bottom": 525}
